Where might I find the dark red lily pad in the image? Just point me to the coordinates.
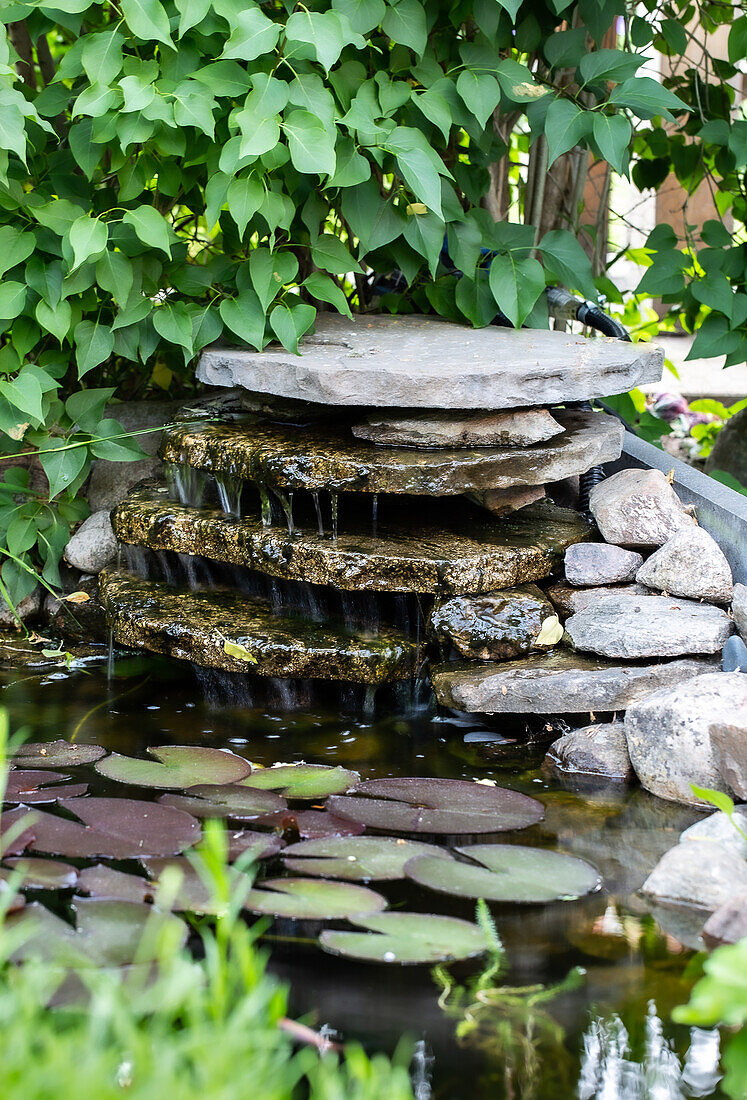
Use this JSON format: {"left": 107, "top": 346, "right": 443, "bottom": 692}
{"left": 2, "top": 857, "right": 78, "bottom": 890}
{"left": 4, "top": 770, "right": 87, "bottom": 804}
{"left": 158, "top": 785, "right": 286, "bottom": 820}
{"left": 12, "top": 742, "right": 106, "bottom": 769}
{"left": 1, "top": 806, "right": 36, "bottom": 856}
{"left": 243, "top": 877, "right": 387, "bottom": 920}
{"left": 0, "top": 879, "right": 25, "bottom": 914}
{"left": 141, "top": 857, "right": 250, "bottom": 915}
{"left": 95, "top": 745, "right": 252, "bottom": 789}
{"left": 77, "top": 864, "right": 152, "bottom": 903}
{"left": 282, "top": 836, "right": 453, "bottom": 882}
{"left": 254, "top": 808, "right": 365, "bottom": 839}
{"left": 227, "top": 830, "right": 286, "bottom": 861}
{"left": 241, "top": 764, "right": 360, "bottom": 799}
{"left": 18, "top": 797, "right": 200, "bottom": 859}
{"left": 327, "top": 778, "right": 544, "bottom": 835}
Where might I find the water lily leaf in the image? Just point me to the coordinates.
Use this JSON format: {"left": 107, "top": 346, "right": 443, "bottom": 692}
{"left": 18, "top": 797, "right": 200, "bottom": 859}
{"left": 242, "top": 764, "right": 360, "bottom": 799}
{"left": 159, "top": 784, "right": 286, "bottom": 820}
{"left": 142, "top": 857, "right": 254, "bottom": 914}
{"left": 1, "top": 807, "right": 36, "bottom": 856}
{"left": 12, "top": 741, "right": 106, "bottom": 768}
{"left": 327, "top": 778, "right": 544, "bottom": 835}
{"left": 77, "top": 864, "right": 152, "bottom": 903}
{"left": 405, "top": 844, "right": 602, "bottom": 903}
{"left": 254, "top": 808, "right": 365, "bottom": 839}
{"left": 4, "top": 770, "right": 87, "bottom": 804}
{"left": 282, "top": 836, "right": 453, "bottom": 881}
{"left": 320, "top": 911, "right": 490, "bottom": 964}
{"left": 7, "top": 898, "right": 187, "bottom": 967}
{"left": 0, "top": 880, "right": 25, "bottom": 914}
{"left": 95, "top": 745, "right": 252, "bottom": 789}
{"left": 227, "top": 829, "right": 286, "bottom": 860}
{"left": 243, "top": 877, "right": 387, "bottom": 919}
{"left": 1, "top": 857, "right": 78, "bottom": 890}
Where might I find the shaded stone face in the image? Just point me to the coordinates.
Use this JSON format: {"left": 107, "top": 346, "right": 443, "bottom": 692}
{"left": 468, "top": 485, "right": 546, "bottom": 516}
{"left": 431, "top": 649, "right": 717, "bottom": 714}
{"left": 430, "top": 586, "right": 557, "bottom": 660}
{"left": 545, "top": 722, "right": 632, "bottom": 781}
{"left": 351, "top": 408, "right": 564, "bottom": 448}
{"left": 160, "top": 409, "right": 624, "bottom": 496}
{"left": 564, "top": 543, "right": 643, "bottom": 587}
{"left": 197, "top": 313, "right": 663, "bottom": 409}
{"left": 113, "top": 487, "right": 593, "bottom": 596}
{"left": 98, "top": 571, "right": 418, "bottom": 685}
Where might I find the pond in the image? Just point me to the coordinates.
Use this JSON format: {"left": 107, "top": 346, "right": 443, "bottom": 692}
{"left": 1, "top": 651, "right": 725, "bottom": 1100}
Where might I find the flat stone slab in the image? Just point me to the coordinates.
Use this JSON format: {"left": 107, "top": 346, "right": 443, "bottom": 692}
{"left": 98, "top": 571, "right": 416, "bottom": 684}
{"left": 161, "top": 410, "right": 623, "bottom": 496}
{"left": 432, "top": 650, "right": 717, "bottom": 714}
{"left": 197, "top": 314, "right": 663, "bottom": 410}
{"left": 351, "top": 408, "right": 564, "bottom": 448}
{"left": 114, "top": 488, "right": 593, "bottom": 595}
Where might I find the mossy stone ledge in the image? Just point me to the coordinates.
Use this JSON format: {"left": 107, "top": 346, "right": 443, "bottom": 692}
{"left": 160, "top": 409, "right": 623, "bottom": 496}
{"left": 113, "top": 488, "right": 593, "bottom": 596}
{"left": 99, "top": 571, "right": 417, "bottom": 684}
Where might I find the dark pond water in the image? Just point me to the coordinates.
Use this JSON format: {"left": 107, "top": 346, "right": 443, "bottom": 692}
{"left": 1, "top": 651, "right": 725, "bottom": 1100}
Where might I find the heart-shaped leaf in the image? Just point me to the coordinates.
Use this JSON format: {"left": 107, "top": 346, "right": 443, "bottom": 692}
{"left": 242, "top": 764, "right": 360, "bottom": 799}
{"left": 282, "top": 836, "right": 453, "bottom": 881}
{"left": 228, "top": 829, "right": 286, "bottom": 861}
{"left": 253, "top": 808, "right": 365, "bottom": 839}
{"left": 159, "top": 784, "right": 286, "bottom": 820}
{"left": 1, "top": 807, "right": 37, "bottom": 856}
{"left": 320, "top": 912, "right": 490, "bottom": 964}
{"left": 77, "top": 864, "right": 152, "bottom": 903}
{"left": 4, "top": 770, "right": 87, "bottom": 804}
{"left": 95, "top": 745, "right": 252, "bottom": 789}
{"left": 327, "top": 778, "right": 544, "bottom": 835}
{"left": 405, "top": 844, "right": 602, "bottom": 903}
{"left": 12, "top": 742, "right": 106, "bottom": 768}
{"left": 1, "top": 857, "right": 78, "bottom": 890}
{"left": 243, "top": 877, "right": 387, "bottom": 919}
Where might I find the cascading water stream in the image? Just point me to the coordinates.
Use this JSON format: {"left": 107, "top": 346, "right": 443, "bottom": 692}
{"left": 312, "top": 491, "right": 325, "bottom": 537}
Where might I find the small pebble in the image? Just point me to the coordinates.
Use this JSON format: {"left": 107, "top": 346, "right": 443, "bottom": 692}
{"left": 722, "top": 634, "right": 747, "bottom": 673}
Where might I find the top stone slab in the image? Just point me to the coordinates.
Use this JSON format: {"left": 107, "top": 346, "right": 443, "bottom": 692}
{"left": 197, "top": 314, "right": 663, "bottom": 410}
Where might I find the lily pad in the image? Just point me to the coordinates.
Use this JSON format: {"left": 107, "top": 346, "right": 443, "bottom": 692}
{"left": 243, "top": 877, "right": 387, "bottom": 920}
{"left": 0, "top": 880, "right": 25, "bottom": 914}
{"left": 320, "top": 912, "right": 490, "bottom": 965}
{"left": 4, "top": 769, "right": 87, "bottom": 804}
{"left": 12, "top": 742, "right": 106, "bottom": 769}
{"left": 142, "top": 857, "right": 250, "bottom": 915}
{"left": 77, "top": 864, "right": 152, "bottom": 903}
{"left": 158, "top": 785, "right": 286, "bottom": 820}
{"left": 327, "top": 778, "right": 544, "bottom": 835}
{"left": 282, "top": 836, "right": 453, "bottom": 881}
{"left": 95, "top": 745, "right": 252, "bottom": 789}
{"left": 1, "top": 806, "right": 36, "bottom": 856}
{"left": 8, "top": 898, "right": 187, "bottom": 967}
{"left": 254, "top": 808, "right": 365, "bottom": 839}
{"left": 242, "top": 765, "right": 360, "bottom": 799}
{"left": 1, "top": 858, "right": 78, "bottom": 890}
{"left": 19, "top": 797, "right": 200, "bottom": 859}
{"left": 405, "top": 844, "right": 602, "bottom": 903}
{"left": 227, "top": 830, "right": 286, "bottom": 861}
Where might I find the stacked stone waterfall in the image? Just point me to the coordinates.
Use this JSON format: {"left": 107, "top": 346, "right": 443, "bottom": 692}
{"left": 100, "top": 313, "right": 667, "bottom": 705}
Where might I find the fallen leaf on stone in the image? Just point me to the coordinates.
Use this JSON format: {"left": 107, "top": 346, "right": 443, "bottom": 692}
{"left": 223, "top": 641, "right": 257, "bottom": 663}
{"left": 536, "top": 615, "right": 563, "bottom": 647}
{"left": 63, "top": 592, "right": 90, "bottom": 604}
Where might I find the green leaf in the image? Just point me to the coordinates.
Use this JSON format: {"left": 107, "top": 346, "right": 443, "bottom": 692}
{"left": 227, "top": 176, "right": 264, "bottom": 237}
{"left": 383, "top": 126, "right": 446, "bottom": 217}
{"left": 120, "top": 0, "right": 174, "bottom": 47}
{"left": 67, "top": 216, "right": 109, "bottom": 271}
{"left": 608, "top": 76, "right": 689, "bottom": 121}
{"left": 539, "top": 229, "right": 598, "bottom": 301}
{"left": 96, "top": 251, "right": 134, "bottom": 307}
{"left": 0, "top": 227, "right": 35, "bottom": 279}
{"left": 692, "top": 273, "right": 736, "bottom": 320}
{"left": 495, "top": 58, "right": 548, "bottom": 103}
{"left": 193, "top": 61, "right": 251, "bottom": 97}
{"left": 81, "top": 28, "right": 125, "bottom": 84}
{"left": 65, "top": 388, "right": 115, "bottom": 433}
{"left": 153, "top": 302, "right": 195, "bottom": 358}
{"left": 489, "top": 253, "right": 545, "bottom": 328}
{"left": 221, "top": 6, "right": 281, "bottom": 61}
{"left": 544, "top": 99, "right": 592, "bottom": 166}
{"left": 175, "top": 0, "right": 211, "bottom": 37}
{"left": 413, "top": 88, "right": 451, "bottom": 143}
{"left": 446, "top": 218, "right": 483, "bottom": 280}
{"left": 173, "top": 80, "right": 217, "bottom": 138}
{"left": 246, "top": 248, "right": 298, "bottom": 311}
{"left": 288, "top": 74, "right": 336, "bottom": 130}
{"left": 6, "top": 514, "right": 37, "bottom": 556}
{"left": 269, "top": 300, "right": 316, "bottom": 353}
{"left": 90, "top": 419, "right": 148, "bottom": 461}
{"left": 123, "top": 207, "right": 172, "bottom": 257}
{"left": 311, "top": 234, "right": 363, "bottom": 276}
{"left": 35, "top": 299, "right": 72, "bottom": 344}
{"left": 286, "top": 10, "right": 352, "bottom": 72}
{"left": 303, "top": 273, "right": 352, "bottom": 317}
{"left": 332, "top": 0, "right": 384, "bottom": 34}
{"left": 0, "top": 369, "right": 44, "bottom": 421}
{"left": 456, "top": 70, "right": 501, "bottom": 129}
{"left": 728, "top": 16, "right": 747, "bottom": 65}
{"left": 38, "top": 440, "right": 88, "bottom": 500}
{"left": 0, "top": 105, "right": 27, "bottom": 164}
{"left": 0, "top": 282, "right": 26, "bottom": 322}
{"left": 578, "top": 49, "right": 645, "bottom": 86}
{"left": 219, "top": 290, "right": 266, "bottom": 351}
{"left": 592, "top": 112, "right": 631, "bottom": 176}
{"left": 690, "top": 784, "right": 735, "bottom": 816}
{"left": 283, "top": 110, "right": 336, "bottom": 177}
{"left": 381, "top": 0, "right": 427, "bottom": 55}
{"left": 73, "top": 320, "right": 115, "bottom": 379}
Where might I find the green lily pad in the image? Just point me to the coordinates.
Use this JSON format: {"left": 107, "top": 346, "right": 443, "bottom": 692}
{"left": 12, "top": 742, "right": 106, "bottom": 768}
{"left": 243, "top": 877, "right": 387, "bottom": 920}
{"left": 282, "top": 836, "right": 453, "bottom": 881}
{"left": 159, "top": 784, "right": 286, "bottom": 820}
{"left": 320, "top": 912, "right": 490, "bottom": 965}
{"left": 1, "top": 858, "right": 78, "bottom": 891}
{"left": 242, "top": 764, "right": 360, "bottom": 799}
{"left": 327, "top": 777, "right": 544, "bottom": 835}
{"left": 405, "top": 844, "right": 602, "bottom": 903}
{"left": 4, "top": 769, "right": 87, "bottom": 804}
{"left": 95, "top": 745, "right": 252, "bottom": 789}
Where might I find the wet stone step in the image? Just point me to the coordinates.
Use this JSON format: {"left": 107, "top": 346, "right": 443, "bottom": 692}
{"left": 160, "top": 409, "right": 624, "bottom": 497}
{"left": 98, "top": 571, "right": 418, "bottom": 685}
{"left": 114, "top": 488, "right": 593, "bottom": 596}
{"left": 197, "top": 314, "right": 663, "bottom": 410}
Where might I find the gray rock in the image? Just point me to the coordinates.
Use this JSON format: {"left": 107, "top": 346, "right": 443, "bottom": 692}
{"left": 624, "top": 672, "right": 747, "bottom": 805}
{"left": 64, "top": 511, "right": 118, "bottom": 574}
{"left": 565, "top": 543, "right": 643, "bottom": 586}
{"left": 546, "top": 722, "right": 632, "bottom": 780}
{"left": 44, "top": 575, "right": 107, "bottom": 643}
{"left": 705, "top": 406, "right": 747, "bottom": 486}
{"left": 430, "top": 586, "right": 558, "bottom": 661}
{"left": 702, "top": 894, "right": 747, "bottom": 948}
{"left": 467, "top": 485, "right": 546, "bottom": 516}
{"left": 711, "top": 722, "right": 747, "bottom": 800}
{"left": 732, "top": 583, "right": 747, "bottom": 643}
{"left": 431, "top": 649, "right": 716, "bottom": 715}
{"left": 546, "top": 581, "right": 649, "bottom": 618}
{"left": 640, "top": 839, "right": 747, "bottom": 911}
{"left": 352, "top": 408, "right": 564, "bottom": 448}
{"left": 564, "top": 593, "right": 734, "bottom": 659}
{"left": 0, "top": 589, "right": 41, "bottom": 628}
{"left": 589, "top": 468, "right": 695, "bottom": 548}
{"left": 681, "top": 809, "right": 747, "bottom": 859}
{"left": 197, "top": 313, "right": 664, "bottom": 410}
{"left": 722, "top": 635, "right": 747, "bottom": 673}
{"left": 636, "top": 527, "right": 733, "bottom": 603}
{"left": 87, "top": 456, "right": 162, "bottom": 512}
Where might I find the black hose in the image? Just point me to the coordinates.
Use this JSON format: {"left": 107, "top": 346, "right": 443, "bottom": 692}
{"left": 577, "top": 301, "right": 631, "bottom": 342}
